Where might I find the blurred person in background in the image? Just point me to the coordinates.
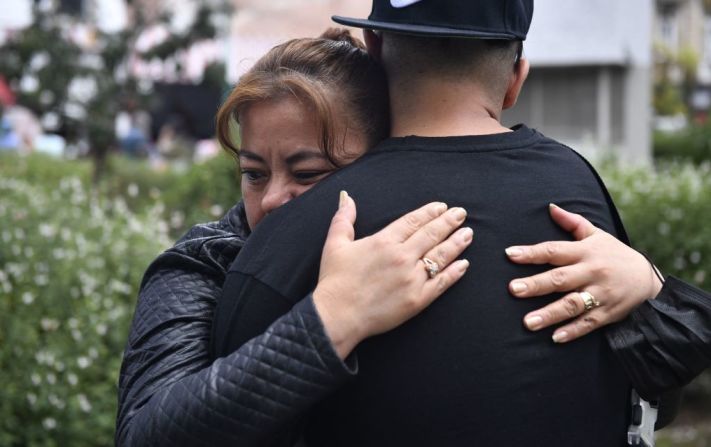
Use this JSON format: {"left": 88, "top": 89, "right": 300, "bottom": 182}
{"left": 116, "top": 97, "right": 152, "bottom": 158}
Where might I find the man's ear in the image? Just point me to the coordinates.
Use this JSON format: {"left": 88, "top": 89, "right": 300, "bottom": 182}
{"left": 363, "top": 29, "right": 382, "bottom": 61}
{"left": 503, "top": 58, "right": 529, "bottom": 110}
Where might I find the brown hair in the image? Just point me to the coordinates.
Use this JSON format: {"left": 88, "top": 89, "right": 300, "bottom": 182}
{"left": 216, "top": 28, "right": 390, "bottom": 166}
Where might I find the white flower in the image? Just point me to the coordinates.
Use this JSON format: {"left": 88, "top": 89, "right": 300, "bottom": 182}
{"left": 46, "top": 372, "right": 57, "bottom": 385}
{"left": 68, "top": 76, "right": 98, "bottom": 104}
{"left": 48, "top": 393, "right": 65, "bottom": 409}
{"left": 39, "top": 223, "right": 57, "bottom": 238}
{"left": 690, "top": 251, "right": 702, "bottom": 265}
{"left": 77, "top": 356, "right": 91, "bottom": 369}
{"left": 96, "top": 323, "right": 108, "bottom": 336}
{"left": 42, "top": 417, "right": 57, "bottom": 430}
{"left": 127, "top": 183, "right": 139, "bottom": 197}
{"left": 67, "top": 373, "right": 78, "bottom": 386}
{"left": 71, "top": 329, "right": 83, "bottom": 342}
{"left": 41, "top": 318, "right": 60, "bottom": 331}
{"left": 210, "top": 204, "right": 224, "bottom": 217}
{"left": 52, "top": 248, "right": 65, "bottom": 260}
{"left": 31, "top": 373, "right": 42, "bottom": 386}
{"left": 77, "top": 394, "right": 92, "bottom": 413}
{"left": 22, "top": 292, "right": 34, "bottom": 305}
{"left": 34, "top": 274, "right": 49, "bottom": 286}
{"left": 695, "top": 270, "right": 706, "bottom": 284}
{"left": 27, "top": 392, "right": 37, "bottom": 406}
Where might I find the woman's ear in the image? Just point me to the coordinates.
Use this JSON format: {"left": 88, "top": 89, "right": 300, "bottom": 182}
{"left": 503, "top": 58, "right": 530, "bottom": 110}
{"left": 363, "top": 29, "right": 383, "bottom": 62}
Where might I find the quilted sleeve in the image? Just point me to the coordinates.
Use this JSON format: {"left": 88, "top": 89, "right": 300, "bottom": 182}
{"left": 116, "top": 205, "right": 355, "bottom": 446}
{"left": 606, "top": 276, "right": 711, "bottom": 399}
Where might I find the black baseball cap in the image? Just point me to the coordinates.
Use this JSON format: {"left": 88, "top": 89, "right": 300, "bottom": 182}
{"left": 333, "top": 0, "right": 534, "bottom": 40}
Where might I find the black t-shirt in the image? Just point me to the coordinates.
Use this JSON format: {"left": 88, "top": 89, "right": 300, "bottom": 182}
{"left": 213, "top": 125, "right": 631, "bottom": 446}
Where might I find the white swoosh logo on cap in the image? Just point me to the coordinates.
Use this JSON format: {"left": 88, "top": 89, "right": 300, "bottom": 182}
{"left": 390, "top": 0, "right": 423, "bottom": 8}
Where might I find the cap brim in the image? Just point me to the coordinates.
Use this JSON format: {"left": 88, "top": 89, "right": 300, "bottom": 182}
{"left": 332, "top": 15, "right": 522, "bottom": 40}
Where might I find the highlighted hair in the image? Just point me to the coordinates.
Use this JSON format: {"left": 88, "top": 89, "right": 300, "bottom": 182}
{"left": 216, "top": 28, "right": 390, "bottom": 166}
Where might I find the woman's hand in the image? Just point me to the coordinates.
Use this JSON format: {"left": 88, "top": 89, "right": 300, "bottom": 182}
{"left": 313, "top": 191, "right": 473, "bottom": 359}
{"left": 505, "top": 204, "right": 663, "bottom": 343}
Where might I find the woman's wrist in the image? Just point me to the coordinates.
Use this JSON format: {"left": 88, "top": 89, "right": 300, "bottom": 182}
{"left": 312, "top": 287, "right": 363, "bottom": 360}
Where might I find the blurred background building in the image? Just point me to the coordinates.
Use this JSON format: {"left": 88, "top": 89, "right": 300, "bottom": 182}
{"left": 4, "top": 0, "right": 711, "bottom": 165}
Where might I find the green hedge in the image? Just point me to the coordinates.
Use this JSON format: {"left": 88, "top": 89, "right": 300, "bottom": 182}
{"left": 1, "top": 152, "right": 241, "bottom": 238}
{"left": 0, "top": 152, "right": 710, "bottom": 445}
{"left": 602, "top": 161, "right": 711, "bottom": 291}
{"left": 654, "top": 125, "right": 711, "bottom": 165}
{"left": 0, "top": 174, "right": 171, "bottom": 446}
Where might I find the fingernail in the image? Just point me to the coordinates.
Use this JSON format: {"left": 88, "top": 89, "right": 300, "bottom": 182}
{"left": 505, "top": 247, "right": 523, "bottom": 258}
{"left": 459, "top": 227, "right": 474, "bottom": 243}
{"left": 339, "top": 191, "right": 348, "bottom": 209}
{"left": 511, "top": 281, "right": 527, "bottom": 293}
{"left": 457, "top": 259, "right": 470, "bottom": 272}
{"left": 552, "top": 331, "right": 569, "bottom": 343}
{"left": 450, "top": 207, "right": 467, "bottom": 220}
{"left": 435, "top": 202, "right": 448, "bottom": 214}
{"left": 549, "top": 203, "right": 559, "bottom": 209}
{"left": 524, "top": 315, "right": 543, "bottom": 330}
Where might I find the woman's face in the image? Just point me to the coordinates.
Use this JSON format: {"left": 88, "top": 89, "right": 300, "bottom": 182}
{"left": 238, "top": 96, "right": 368, "bottom": 229}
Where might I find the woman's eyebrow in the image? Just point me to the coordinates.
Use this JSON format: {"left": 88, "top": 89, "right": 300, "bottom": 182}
{"left": 238, "top": 150, "right": 264, "bottom": 162}
{"left": 285, "top": 150, "right": 326, "bottom": 165}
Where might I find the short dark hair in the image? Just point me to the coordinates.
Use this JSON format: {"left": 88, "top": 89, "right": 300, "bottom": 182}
{"left": 381, "top": 33, "right": 522, "bottom": 101}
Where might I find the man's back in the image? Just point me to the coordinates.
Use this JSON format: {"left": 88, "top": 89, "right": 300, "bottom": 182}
{"left": 214, "top": 126, "right": 631, "bottom": 446}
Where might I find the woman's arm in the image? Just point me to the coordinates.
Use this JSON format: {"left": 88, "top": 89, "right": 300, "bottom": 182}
{"left": 503, "top": 204, "right": 711, "bottom": 397}
{"left": 116, "top": 205, "right": 357, "bottom": 446}
{"left": 117, "top": 197, "right": 472, "bottom": 446}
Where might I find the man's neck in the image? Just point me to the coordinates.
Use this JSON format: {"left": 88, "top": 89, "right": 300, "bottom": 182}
{"left": 388, "top": 80, "right": 511, "bottom": 138}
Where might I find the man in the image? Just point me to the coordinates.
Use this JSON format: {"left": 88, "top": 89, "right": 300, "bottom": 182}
{"left": 214, "top": 1, "right": 632, "bottom": 445}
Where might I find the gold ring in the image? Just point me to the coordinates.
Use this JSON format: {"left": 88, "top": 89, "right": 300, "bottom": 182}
{"left": 422, "top": 257, "right": 440, "bottom": 279}
{"left": 580, "top": 291, "right": 601, "bottom": 312}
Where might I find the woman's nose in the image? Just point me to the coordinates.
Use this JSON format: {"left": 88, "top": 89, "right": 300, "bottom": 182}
{"left": 261, "top": 181, "right": 295, "bottom": 215}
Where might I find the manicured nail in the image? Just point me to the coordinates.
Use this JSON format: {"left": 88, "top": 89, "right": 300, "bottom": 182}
{"left": 511, "top": 281, "right": 527, "bottom": 294}
{"left": 459, "top": 227, "right": 474, "bottom": 243}
{"left": 552, "top": 331, "right": 569, "bottom": 343}
{"left": 450, "top": 207, "right": 467, "bottom": 220}
{"left": 505, "top": 247, "right": 523, "bottom": 258}
{"left": 456, "top": 259, "right": 470, "bottom": 272}
{"left": 339, "top": 191, "right": 348, "bottom": 209}
{"left": 549, "top": 203, "right": 559, "bottom": 209}
{"left": 435, "top": 202, "right": 448, "bottom": 214}
{"left": 524, "top": 315, "right": 543, "bottom": 330}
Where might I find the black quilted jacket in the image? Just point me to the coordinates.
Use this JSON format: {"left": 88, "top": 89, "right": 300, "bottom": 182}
{"left": 116, "top": 201, "right": 711, "bottom": 446}
{"left": 116, "top": 202, "right": 355, "bottom": 446}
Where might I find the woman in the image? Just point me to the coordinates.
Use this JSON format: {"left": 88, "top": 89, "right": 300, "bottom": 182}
{"left": 117, "top": 29, "right": 472, "bottom": 446}
{"left": 117, "top": 29, "right": 711, "bottom": 446}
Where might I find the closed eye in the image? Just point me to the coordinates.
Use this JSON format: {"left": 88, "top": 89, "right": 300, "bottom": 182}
{"left": 240, "top": 169, "right": 266, "bottom": 184}
{"left": 294, "top": 170, "right": 333, "bottom": 183}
